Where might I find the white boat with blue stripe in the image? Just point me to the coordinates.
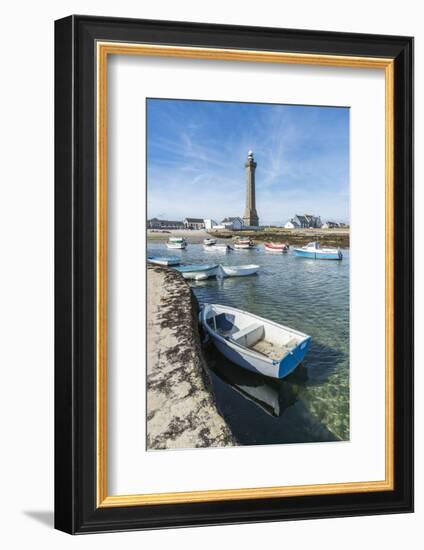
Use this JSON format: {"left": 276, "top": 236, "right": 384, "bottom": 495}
{"left": 293, "top": 241, "right": 343, "bottom": 260}
{"left": 201, "top": 303, "right": 311, "bottom": 379}
{"left": 175, "top": 264, "right": 219, "bottom": 280}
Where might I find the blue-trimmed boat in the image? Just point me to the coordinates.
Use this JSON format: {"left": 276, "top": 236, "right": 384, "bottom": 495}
{"left": 201, "top": 303, "right": 311, "bottom": 379}
{"left": 147, "top": 256, "right": 180, "bottom": 266}
{"left": 293, "top": 241, "right": 343, "bottom": 260}
{"left": 174, "top": 263, "right": 219, "bottom": 280}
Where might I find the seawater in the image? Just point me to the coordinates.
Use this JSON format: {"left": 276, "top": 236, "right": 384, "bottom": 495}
{"left": 148, "top": 242, "right": 350, "bottom": 445}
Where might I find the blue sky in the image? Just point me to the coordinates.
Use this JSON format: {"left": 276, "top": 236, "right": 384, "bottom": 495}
{"left": 147, "top": 99, "right": 349, "bottom": 225}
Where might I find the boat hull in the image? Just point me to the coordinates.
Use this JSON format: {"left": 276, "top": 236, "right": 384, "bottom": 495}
{"left": 293, "top": 248, "right": 342, "bottom": 260}
{"left": 166, "top": 242, "right": 187, "bottom": 249}
{"left": 147, "top": 256, "right": 180, "bottom": 266}
{"left": 175, "top": 264, "right": 218, "bottom": 280}
{"left": 264, "top": 243, "right": 288, "bottom": 253}
{"left": 201, "top": 304, "right": 311, "bottom": 379}
{"left": 219, "top": 264, "right": 259, "bottom": 277}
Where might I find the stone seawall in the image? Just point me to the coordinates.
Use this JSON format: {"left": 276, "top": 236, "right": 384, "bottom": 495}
{"left": 147, "top": 265, "right": 236, "bottom": 450}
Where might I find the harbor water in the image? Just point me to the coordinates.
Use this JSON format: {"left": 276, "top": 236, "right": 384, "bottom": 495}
{"left": 148, "top": 242, "right": 350, "bottom": 446}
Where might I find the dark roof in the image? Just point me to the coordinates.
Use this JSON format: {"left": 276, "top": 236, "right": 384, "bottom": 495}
{"left": 184, "top": 217, "right": 204, "bottom": 223}
{"left": 148, "top": 218, "right": 183, "bottom": 225}
{"left": 221, "top": 217, "right": 242, "bottom": 223}
{"left": 295, "top": 214, "right": 320, "bottom": 224}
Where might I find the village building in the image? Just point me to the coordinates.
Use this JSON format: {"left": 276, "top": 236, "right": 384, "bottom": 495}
{"left": 284, "top": 219, "right": 300, "bottom": 229}
{"left": 204, "top": 219, "right": 218, "bottom": 230}
{"left": 322, "top": 221, "right": 340, "bottom": 229}
{"left": 287, "top": 214, "right": 322, "bottom": 229}
{"left": 183, "top": 217, "right": 205, "bottom": 230}
{"left": 148, "top": 218, "right": 184, "bottom": 229}
{"left": 219, "top": 217, "right": 244, "bottom": 230}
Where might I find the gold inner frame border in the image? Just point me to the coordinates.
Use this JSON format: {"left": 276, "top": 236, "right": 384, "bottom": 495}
{"left": 96, "top": 42, "right": 394, "bottom": 508}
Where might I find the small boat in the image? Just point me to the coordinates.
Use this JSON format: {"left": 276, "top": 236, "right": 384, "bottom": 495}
{"left": 264, "top": 242, "right": 289, "bottom": 253}
{"left": 203, "top": 238, "right": 217, "bottom": 246}
{"left": 174, "top": 264, "right": 219, "bottom": 280}
{"left": 201, "top": 304, "right": 311, "bottom": 379}
{"left": 166, "top": 237, "right": 187, "bottom": 249}
{"left": 233, "top": 238, "right": 255, "bottom": 250}
{"left": 293, "top": 241, "right": 343, "bottom": 260}
{"left": 203, "top": 244, "right": 230, "bottom": 253}
{"left": 147, "top": 256, "right": 180, "bottom": 266}
{"left": 219, "top": 264, "right": 259, "bottom": 277}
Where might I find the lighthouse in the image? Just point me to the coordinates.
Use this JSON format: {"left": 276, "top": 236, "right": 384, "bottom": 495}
{"left": 242, "top": 150, "right": 259, "bottom": 227}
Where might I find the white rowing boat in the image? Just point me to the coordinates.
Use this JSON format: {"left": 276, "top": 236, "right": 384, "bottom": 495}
{"left": 166, "top": 237, "right": 187, "bottom": 249}
{"left": 219, "top": 264, "right": 259, "bottom": 277}
{"left": 174, "top": 263, "right": 219, "bottom": 280}
{"left": 264, "top": 242, "right": 289, "bottom": 253}
{"left": 203, "top": 238, "right": 217, "bottom": 246}
{"left": 201, "top": 304, "right": 311, "bottom": 379}
{"left": 233, "top": 238, "right": 255, "bottom": 250}
{"left": 147, "top": 256, "right": 180, "bottom": 266}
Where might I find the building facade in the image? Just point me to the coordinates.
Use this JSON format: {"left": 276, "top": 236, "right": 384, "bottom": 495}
{"left": 220, "top": 217, "right": 243, "bottom": 230}
{"left": 284, "top": 220, "right": 300, "bottom": 229}
{"left": 183, "top": 218, "right": 205, "bottom": 230}
{"left": 204, "top": 219, "right": 218, "bottom": 230}
{"left": 292, "top": 214, "right": 322, "bottom": 229}
{"left": 322, "top": 221, "right": 340, "bottom": 229}
{"left": 147, "top": 218, "right": 184, "bottom": 229}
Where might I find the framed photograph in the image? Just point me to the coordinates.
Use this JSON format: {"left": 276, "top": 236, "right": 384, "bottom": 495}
{"left": 54, "top": 15, "right": 413, "bottom": 533}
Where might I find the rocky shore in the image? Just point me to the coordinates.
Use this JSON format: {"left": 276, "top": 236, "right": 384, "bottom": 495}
{"left": 147, "top": 264, "right": 236, "bottom": 450}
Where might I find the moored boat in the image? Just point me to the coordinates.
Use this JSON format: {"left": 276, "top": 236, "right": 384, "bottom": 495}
{"left": 203, "top": 243, "right": 231, "bottom": 253}
{"left": 201, "top": 303, "right": 311, "bottom": 379}
{"left": 264, "top": 242, "right": 289, "bottom": 253}
{"left": 219, "top": 264, "right": 259, "bottom": 277}
{"left": 203, "top": 238, "right": 217, "bottom": 246}
{"left": 166, "top": 237, "right": 187, "bottom": 249}
{"left": 147, "top": 256, "right": 180, "bottom": 266}
{"left": 293, "top": 241, "right": 343, "bottom": 260}
{"left": 174, "top": 263, "right": 219, "bottom": 280}
{"left": 233, "top": 237, "right": 255, "bottom": 250}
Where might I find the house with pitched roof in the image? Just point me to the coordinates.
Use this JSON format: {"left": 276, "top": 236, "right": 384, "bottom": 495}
{"left": 287, "top": 214, "right": 322, "bottom": 229}
{"left": 183, "top": 217, "right": 205, "bottom": 229}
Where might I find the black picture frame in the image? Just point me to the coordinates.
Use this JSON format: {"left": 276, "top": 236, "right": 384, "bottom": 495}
{"left": 55, "top": 15, "right": 414, "bottom": 534}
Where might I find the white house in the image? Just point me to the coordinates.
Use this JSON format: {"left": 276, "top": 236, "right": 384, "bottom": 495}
{"left": 285, "top": 215, "right": 322, "bottom": 229}
{"left": 183, "top": 217, "right": 205, "bottom": 230}
{"left": 284, "top": 219, "right": 300, "bottom": 229}
{"left": 322, "top": 221, "right": 340, "bottom": 229}
{"left": 204, "top": 219, "right": 218, "bottom": 230}
{"left": 220, "top": 217, "right": 243, "bottom": 230}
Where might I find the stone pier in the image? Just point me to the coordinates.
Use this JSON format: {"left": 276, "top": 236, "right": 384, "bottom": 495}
{"left": 147, "top": 265, "right": 236, "bottom": 450}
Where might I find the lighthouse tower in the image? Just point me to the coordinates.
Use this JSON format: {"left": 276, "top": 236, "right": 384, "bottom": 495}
{"left": 242, "top": 150, "right": 259, "bottom": 227}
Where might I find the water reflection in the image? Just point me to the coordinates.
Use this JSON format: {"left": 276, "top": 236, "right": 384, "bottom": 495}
{"left": 204, "top": 343, "right": 339, "bottom": 445}
{"left": 206, "top": 344, "right": 299, "bottom": 418}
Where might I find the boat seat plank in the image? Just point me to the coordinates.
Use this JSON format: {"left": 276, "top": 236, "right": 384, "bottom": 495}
{"left": 231, "top": 323, "right": 264, "bottom": 347}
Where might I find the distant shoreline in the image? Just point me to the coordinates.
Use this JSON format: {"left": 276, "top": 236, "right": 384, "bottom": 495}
{"left": 147, "top": 228, "right": 350, "bottom": 248}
